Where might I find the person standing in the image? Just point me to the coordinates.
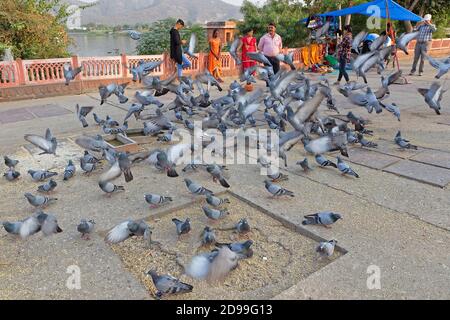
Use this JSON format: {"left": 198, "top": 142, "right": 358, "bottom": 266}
{"left": 239, "top": 28, "right": 257, "bottom": 72}
{"left": 334, "top": 25, "right": 352, "bottom": 85}
{"left": 208, "top": 29, "right": 224, "bottom": 82}
{"left": 170, "top": 19, "right": 191, "bottom": 80}
{"left": 410, "top": 14, "right": 436, "bottom": 76}
{"left": 257, "top": 22, "right": 283, "bottom": 75}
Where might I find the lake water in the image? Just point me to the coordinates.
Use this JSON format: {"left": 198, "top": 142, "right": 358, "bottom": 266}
{"left": 68, "top": 33, "right": 138, "bottom": 57}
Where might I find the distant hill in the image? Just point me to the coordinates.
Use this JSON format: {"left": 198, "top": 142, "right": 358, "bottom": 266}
{"left": 67, "top": 0, "right": 243, "bottom": 26}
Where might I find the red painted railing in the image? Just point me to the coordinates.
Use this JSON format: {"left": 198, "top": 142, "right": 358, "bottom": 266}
{"left": 1, "top": 38, "right": 449, "bottom": 88}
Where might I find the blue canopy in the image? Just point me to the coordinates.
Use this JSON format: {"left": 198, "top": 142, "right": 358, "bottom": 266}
{"left": 301, "top": 0, "right": 422, "bottom": 23}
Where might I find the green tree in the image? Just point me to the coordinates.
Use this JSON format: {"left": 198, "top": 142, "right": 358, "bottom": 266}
{"left": 238, "top": 0, "right": 308, "bottom": 48}
{"left": 136, "top": 18, "right": 208, "bottom": 55}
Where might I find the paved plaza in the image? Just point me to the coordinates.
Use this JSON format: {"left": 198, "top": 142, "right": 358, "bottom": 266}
{"left": 1, "top": 57, "right": 449, "bottom": 300}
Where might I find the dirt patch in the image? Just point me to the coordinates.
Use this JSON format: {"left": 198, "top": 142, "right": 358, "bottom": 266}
{"left": 108, "top": 192, "right": 343, "bottom": 300}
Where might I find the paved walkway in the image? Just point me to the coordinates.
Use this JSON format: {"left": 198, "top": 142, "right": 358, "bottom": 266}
{"left": 0, "top": 58, "right": 449, "bottom": 299}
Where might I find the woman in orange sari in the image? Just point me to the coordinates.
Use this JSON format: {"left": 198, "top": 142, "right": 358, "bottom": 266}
{"left": 208, "top": 29, "right": 224, "bottom": 82}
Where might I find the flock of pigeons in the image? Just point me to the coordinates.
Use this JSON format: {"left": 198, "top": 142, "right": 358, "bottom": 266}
{"left": 1, "top": 27, "right": 449, "bottom": 299}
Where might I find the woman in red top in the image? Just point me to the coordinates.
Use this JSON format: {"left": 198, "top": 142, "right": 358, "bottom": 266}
{"left": 238, "top": 28, "right": 257, "bottom": 77}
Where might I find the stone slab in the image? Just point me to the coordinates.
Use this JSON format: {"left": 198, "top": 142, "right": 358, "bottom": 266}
{"left": 0, "top": 108, "right": 35, "bottom": 124}
{"left": 26, "top": 104, "right": 72, "bottom": 118}
{"left": 383, "top": 160, "right": 450, "bottom": 188}
{"left": 410, "top": 150, "right": 450, "bottom": 170}
{"left": 347, "top": 147, "right": 401, "bottom": 170}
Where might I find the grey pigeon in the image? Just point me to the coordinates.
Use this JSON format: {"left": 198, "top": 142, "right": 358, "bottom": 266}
{"left": 236, "top": 218, "right": 250, "bottom": 233}
{"left": 267, "top": 166, "right": 289, "bottom": 182}
{"left": 24, "top": 128, "right": 57, "bottom": 155}
{"left": 80, "top": 157, "right": 96, "bottom": 175}
{"left": 124, "top": 103, "right": 145, "bottom": 122}
{"left": 36, "top": 211, "right": 63, "bottom": 236}
{"left": 418, "top": 82, "right": 446, "bottom": 115}
{"left": 315, "top": 154, "right": 337, "bottom": 168}
{"left": 201, "top": 226, "right": 216, "bottom": 245}
{"left": 76, "top": 104, "right": 94, "bottom": 128}
{"left": 128, "top": 30, "right": 141, "bottom": 40}
{"left": 296, "top": 158, "right": 313, "bottom": 172}
{"left": 264, "top": 180, "right": 294, "bottom": 197}
{"left": 129, "top": 60, "right": 163, "bottom": 83}
{"left": 216, "top": 240, "right": 254, "bottom": 259}
{"left": 117, "top": 152, "right": 133, "bottom": 183}
{"left": 206, "top": 164, "right": 230, "bottom": 188}
{"left": 202, "top": 205, "right": 229, "bottom": 220}
{"left": 316, "top": 239, "right": 337, "bottom": 257}
{"left": 98, "top": 181, "right": 125, "bottom": 195}
{"left": 75, "top": 135, "right": 108, "bottom": 152}
{"left": 184, "top": 179, "right": 213, "bottom": 196}
{"left": 146, "top": 270, "right": 193, "bottom": 300}
{"left": 396, "top": 31, "right": 419, "bottom": 55}
{"left": 2, "top": 213, "right": 41, "bottom": 239}
{"left": 77, "top": 219, "right": 95, "bottom": 240}
{"left": 302, "top": 211, "right": 343, "bottom": 228}
{"left": 4, "top": 169, "right": 20, "bottom": 181}
{"left": 105, "top": 219, "right": 151, "bottom": 244}
{"left": 184, "top": 33, "right": 198, "bottom": 59}
{"left": 156, "top": 152, "right": 178, "bottom": 178}
{"left": 229, "top": 37, "right": 241, "bottom": 65}
{"left": 93, "top": 113, "right": 105, "bottom": 126}
{"left": 380, "top": 102, "right": 401, "bottom": 121}
{"left": 394, "top": 131, "right": 418, "bottom": 150}
{"left": 357, "top": 133, "right": 378, "bottom": 148}
{"left": 63, "top": 160, "right": 76, "bottom": 181}
{"left": 144, "top": 193, "right": 173, "bottom": 208}
{"left": 28, "top": 169, "right": 57, "bottom": 182}
{"left": 276, "top": 51, "right": 296, "bottom": 70}
{"left": 206, "top": 194, "right": 230, "bottom": 207}
{"left": 172, "top": 218, "right": 191, "bottom": 236}
{"left": 63, "top": 63, "right": 82, "bottom": 85}
{"left": 352, "top": 30, "right": 368, "bottom": 54}
{"left": 4, "top": 155, "right": 19, "bottom": 169}
{"left": 246, "top": 52, "right": 272, "bottom": 66}
{"left": 37, "top": 179, "right": 57, "bottom": 193}
{"left": 337, "top": 157, "right": 359, "bottom": 178}
{"left": 135, "top": 91, "right": 164, "bottom": 108}
{"left": 426, "top": 55, "right": 450, "bottom": 79}
{"left": 24, "top": 193, "right": 57, "bottom": 208}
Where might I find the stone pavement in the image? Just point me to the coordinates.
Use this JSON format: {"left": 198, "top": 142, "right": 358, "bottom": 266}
{"left": 0, "top": 58, "right": 449, "bottom": 300}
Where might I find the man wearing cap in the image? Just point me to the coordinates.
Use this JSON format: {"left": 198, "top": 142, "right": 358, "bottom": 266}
{"left": 170, "top": 19, "right": 191, "bottom": 80}
{"left": 410, "top": 14, "right": 436, "bottom": 76}
{"left": 257, "top": 22, "right": 283, "bottom": 75}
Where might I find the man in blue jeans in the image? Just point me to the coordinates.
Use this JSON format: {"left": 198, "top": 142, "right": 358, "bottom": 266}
{"left": 410, "top": 14, "right": 436, "bottom": 76}
{"left": 170, "top": 19, "right": 191, "bottom": 79}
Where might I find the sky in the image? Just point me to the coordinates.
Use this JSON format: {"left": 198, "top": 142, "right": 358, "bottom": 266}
{"left": 221, "top": 0, "right": 266, "bottom": 6}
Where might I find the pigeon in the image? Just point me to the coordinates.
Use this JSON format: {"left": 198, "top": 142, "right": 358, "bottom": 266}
{"left": 196, "top": 70, "right": 223, "bottom": 91}
{"left": 75, "top": 135, "right": 108, "bottom": 152}
{"left": 24, "top": 193, "right": 57, "bottom": 208}
{"left": 105, "top": 219, "right": 151, "bottom": 244}
{"left": 267, "top": 166, "right": 289, "bottom": 182}
{"left": 352, "top": 30, "right": 368, "bottom": 54}
{"left": 36, "top": 211, "right": 63, "bottom": 236}
{"left": 380, "top": 102, "right": 401, "bottom": 121}
{"left": 98, "top": 84, "right": 117, "bottom": 105}
{"left": 144, "top": 193, "right": 173, "bottom": 208}
{"left": 425, "top": 55, "right": 450, "bottom": 79}
{"left": 28, "top": 169, "right": 57, "bottom": 182}
{"left": 264, "top": 180, "right": 294, "bottom": 197}
{"left": 80, "top": 157, "right": 96, "bottom": 175}
{"left": 202, "top": 205, "right": 229, "bottom": 221}
{"left": 98, "top": 181, "right": 125, "bottom": 195}
{"left": 206, "top": 246, "right": 240, "bottom": 282}
{"left": 184, "top": 179, "right": 213, "bottom": 196}
{"left": 357, "top": 133, "right": 378, "bottom": 148}
{"left": 206, "top": 164, "right": 230, "bottom": 188}
{"left": 93, "top": 113, "right": 106, "bottom": 126}
{"left": 63, "top": 63, "right": 82, "bottom": 85}
{"left": 184, "top": 33, "right": 198, "bottom": 59}
{"left": 128, "top": 30, "right": 141, "bottom": 40}
{"left": 117, "top": 152, "right": 133, "bottom": 183}
{"left": 229, "top": 37, "right": 241, "bottom": 65}
{"left": 418, "top": 82, "right": 446, "bottom": 115}
{"left": 63, "top": 160, "right": 76, "bottom": 181}
{"left": 82, "top": 150, "right": 100, "bottom": 164}
{"left": 396, "top": 31, "right": 419, "bottom": 55}
{"left": 129, "top": 60, "right": 163, "bottom": 83}
{"left": 369, "top": 34, "right": 387, "bottom": 52}
{"left": 156, "top": 152, "right": 178, "bottom": 178}
{"left": 4, "top": 169, "right": 20, "bottom": 181}
{"left": 236, "top": 218, "right": 250, "bottom": 233}
{"left": 37, "top": 179, "right": 57, "bottom": 193}
{"left": 296, "top": 158, "right": 313, "bottom": 172}
{"left": 2, "top": 213, "right": 41, "bottom": 239}
{"left": 316, "top": 239, "right": 337, "bottom": 258}
{"left": 381, "top": 70, "right": 402, "bottom": 88}
{"left": 302, "top": 211, "right": 343, "bottom": 228}
{"left": 135, "top": 91, "right": 164, "bottom": 108}
{"left": 216, "top": 240, "right": 254, "bottom": 259}
{"left": 313, "top": 21, "right": 330, "bottom": 40}
{"left": 123, "top": 103, "right": 145, "bottom": 123}
{"left": 4, "top": 156, "right": 19, "bottom": 169}
{"left": 394, "top": 131, "right": 418, "bottom": 150}
{"left": 201, "top": 226, "right": 216, "bottom": 245}
{"left": 246, "top": 52, "right": 272, "bottom": 66}
{"left": 172, "top": 218, "right": 191, "bottom": 236}
{"left": 315, "top": 154, "right": 337, "bottom": 168}
{"left": 276, "top": 51, "right": 296, "bottom": 70}
{"left": 205, "top": 194, "right": 230, "bottom": 207}
{"left": 337, "top": 157, "right": 359, "bottom": 178}
{"left": 146, "top": 270, "right": 193, "bottom": 299}
{"left": 76, "top": 104, "right": 94, "bottom": 128}
{"left": 77, "top": 219, "right": 95, "bottom": 240}
{"left": 24, "top": 128, "right": 57, "bottom": 155}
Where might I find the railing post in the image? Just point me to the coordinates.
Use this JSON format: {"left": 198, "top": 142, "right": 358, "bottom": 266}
{"left": 121, "top": 53, "right": 128, "bottom": 79}
{"left": 15, "top": 58, "right": 26, "bottom": 85}
{"left": 71, "top": 55, "right": 81, "bottom": 80}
